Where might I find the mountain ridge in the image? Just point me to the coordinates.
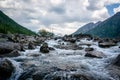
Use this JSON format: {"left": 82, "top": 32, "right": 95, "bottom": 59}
{"left": 0, "top": 10, "right": 36, "bottom": 35}
{"left": 73, "top": 21, "right": 101, "bottom": 35}
{"left": 85, "top": 12, "right": 120, "bottom": 38}
{"left": 73, "top": 12, "right": 120, "bottom": 38}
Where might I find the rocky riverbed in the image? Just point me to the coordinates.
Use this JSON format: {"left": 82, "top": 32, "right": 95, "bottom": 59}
{"left": 0, "top": 34, "right": 120, "bottom": 80}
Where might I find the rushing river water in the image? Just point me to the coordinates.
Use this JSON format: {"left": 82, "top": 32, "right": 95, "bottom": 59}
{"left": 8, "top": 39, "right": 120, "bottom": 80}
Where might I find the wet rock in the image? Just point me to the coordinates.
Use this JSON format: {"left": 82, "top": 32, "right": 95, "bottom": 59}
{"left": 0, "top": 42, "right": 21, "bottom": 56}
{"left": 20, "top": 43, "right": 25, "bottom": 51}
{"left": 0, "top": 50, "right": 21, "bottom": 57}
{"left": 113, "top": 54, "right": 120, "bottom": 67}
{"left": 0, "top": 59, "right": 14, "bottom": 80}
{"left": 85, "top": 47, "right": 94, "bottom": 52}
{"left": 98, "top": 42, "right": 116, "bottom": 48}
{"left": 34, "top": 37, "right": 46, "bottom": 46}
{"left": 112, "top": 39, "right": 119, "bottom": 43}
{"left": 8, "top": 50, "right": 21, "bottom": 57}
{"left": 93, "top": 38, "right": 100, "bottom": 42}
{"left": 78, "top": 46, "right": 84, "bottom": 50}
{"left": 63, "top": 35, "right": 76, "bottom": 43}
{"left": 85, "top": 51, "right": 106, "bottom": 58}
{"left": 49, "top": 47, "right": 55, "bottom": 51}
{"left": 69, "top": 38, "right": 76, "bottom": 43}
{"left": 14, "top": 58, "right": 27, "bottom": 62}
{"left": 28, "top": 41, "right": 35, "bottom": 49}
{"left": 40, "top": 43, "right": 49, "bottom": 53}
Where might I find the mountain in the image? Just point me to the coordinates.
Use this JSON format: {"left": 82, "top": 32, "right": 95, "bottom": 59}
{"left": 86, "top": 12, "right": 120, "bottom": 38}
{"left": 0, "top": 10, "right": 36, "bottom": 35}
{"left": 73, "top": 21, "right": 101, "bottom": 35}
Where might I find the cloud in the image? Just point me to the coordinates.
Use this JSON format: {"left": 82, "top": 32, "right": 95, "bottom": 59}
{"left": 49, "top": 6, "right": 65, "bottom": 14}
{"left": 87, "top": 0, "right": 104, "bottom": 11}
{"left": 0, "top": 0, "right": 119, "bottom": 35}
{"left": 114, "top": 5, "right": 120, "bottom": 13}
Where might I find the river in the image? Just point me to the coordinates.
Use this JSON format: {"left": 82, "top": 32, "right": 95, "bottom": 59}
{"left": 8, "top": 39, "right": 120, "bottom": 80}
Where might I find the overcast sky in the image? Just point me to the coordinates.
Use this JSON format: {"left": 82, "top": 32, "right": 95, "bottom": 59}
{"left": 0, "top": 0, "right": 120, "bottom": 35}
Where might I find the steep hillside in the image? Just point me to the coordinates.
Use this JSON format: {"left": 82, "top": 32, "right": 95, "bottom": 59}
{"left": 86, "top": 12, "right": 120, "bottom": 38}
{"left": 0, "top": 10, "right": 36, "bottom": 35}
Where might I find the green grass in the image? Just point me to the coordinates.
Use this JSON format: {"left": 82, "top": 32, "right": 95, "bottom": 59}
{"left": 0, "top": 11, "right": 37, "bottom": 35}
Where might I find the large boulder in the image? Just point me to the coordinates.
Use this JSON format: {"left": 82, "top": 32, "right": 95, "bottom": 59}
{"left": 0, "top": 42, "right": 21, "bottom": 56}
{"left": 85, "top": 51, "right": 106, "bottom": 58}
{"left": 98, "top": 42, "right": 116, "bottom": 48}
{"left": 28, "top": 41, "right": 35, "bottom": 49}
{"left": 0, "top": 50, "right": 21, "bottom": 57}
{"left": 40, "top": 43, "right": 49, "bottom": 53}
{"left": 0, "top": 59, "right": 14, "bottom": 80}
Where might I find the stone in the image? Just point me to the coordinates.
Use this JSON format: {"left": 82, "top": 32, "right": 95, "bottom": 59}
{"left": 69, "top": 39, "right": 76, "bottom": 43}
{"left": 7, "top": 50, "right": 21, "bottom": 57}
{"left": 98, "top": 42, "right": 116, "bottom": 48}
{"left": 85, "top": 51, "right": 106, "bottom": 58}
{"left": 0, "top": 42, "right": 21, "bottom": 56}
{"left": 0, "top": 59, "right": 14, "bottom": 80}
{"left": 28, "top": 41, "right": 35, "bottom": 49}
{"left": 49, "top": 47, "right": 55, "bottom": 51}
{"left": 40, "top": 43, "right": 49, "bottom": 53}
{"left": 85, "top": 47, "right": 94, "bottom": 52}
{"left": 20, "top": 43, "right": 25, "bottom": 51}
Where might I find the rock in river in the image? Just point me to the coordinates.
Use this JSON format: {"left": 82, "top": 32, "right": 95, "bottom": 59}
{"left": 85, "top": 51, "right": 106, "bottom": 58}
{"left": 113, "top": 54, "right": 120, "bottom": 67}
{"left": 0, "top": 59, "right": 14, "bottom": 80}
{"left": 0, "top": 42, "right": 21, "bottom": 57}
{"left": 40, "top": 43, "right": 49, "bottom": 53}
{"left": 85, "top": 47, "right": 94, "bottom": 52}
{"left": 28, "top": 41, "right": 35, "bottom": 49}
{"left": 98, "top": 42, "right": 116, "bottom": 48}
